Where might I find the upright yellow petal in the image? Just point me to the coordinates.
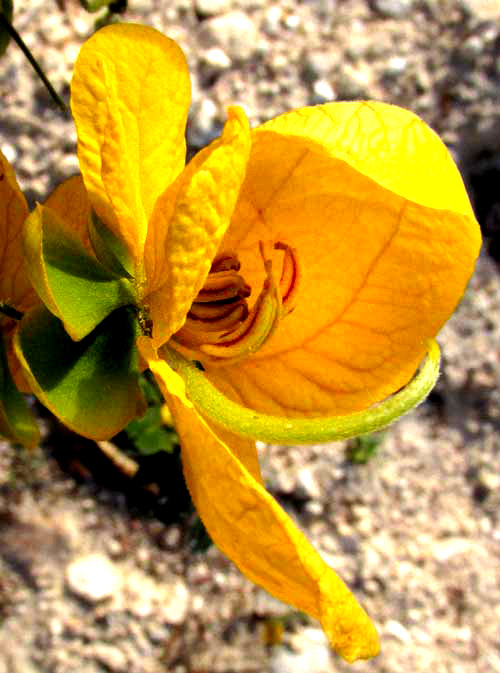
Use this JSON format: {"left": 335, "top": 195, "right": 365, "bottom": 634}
{"left": 71, "top": 23, "right": 191, "bottom": 266}
{"left": 158, "top": 381, "right": 379, "bottom": 662}
{"left": 0, "top": 150, "right": 35, "bottom": 314}
{"left": 145, "top": 106, "right": 251, "bottom": 347}
{"left": 211, "top": 103, "right": 481, "bottom": 416}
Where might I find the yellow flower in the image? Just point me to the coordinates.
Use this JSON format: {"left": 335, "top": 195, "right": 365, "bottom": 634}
{"left": 19, "top": 23, "right": 481, "bottom": 661}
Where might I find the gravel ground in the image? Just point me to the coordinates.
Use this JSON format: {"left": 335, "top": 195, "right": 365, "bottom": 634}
{"left": 1, "top": 1, "right": 499, "bottom": 672}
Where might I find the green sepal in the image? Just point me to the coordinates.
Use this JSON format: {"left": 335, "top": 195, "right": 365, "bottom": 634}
{"left": 88, "top": 209, "right": 135, "bottom": 279}
{"left": 0, "top": 0, "right": 13, "bottom": 56}
{"left": 164, "top": 340, "right": 441, "bottom": 444}
{"left": 0, "top": 332, "right": 40, "bottom": 448}
{"left": 14, "top": 305, "right": 143, "bottom": 440}
{"left": 23, "top": 204, "right": 137, "bottom": 341}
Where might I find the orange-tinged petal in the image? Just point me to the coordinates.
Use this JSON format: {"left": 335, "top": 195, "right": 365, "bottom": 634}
{"left": 156, "top": 378, "right": 379, "bottom": 662}
{"left": 145, "top": 106, "right": 251, "bottom": 347}
{"left": 71, "top": 23, "right": 191, "bottom": 267}
{"left": 211, "top": 103, "right": 481, "bottom": 416}
{"left": 0, "top": 150, "right": 35, "bottom": 314}
{"left": 44, "top": 175, "right": 92, "bottom": 252}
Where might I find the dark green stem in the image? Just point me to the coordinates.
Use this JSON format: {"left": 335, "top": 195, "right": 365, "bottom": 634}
{"left": 80, "top": 0, "right": 116, "bottom": 12}
{"left": 0, "top": 11, "right": 67, "bottom": 115}
{"left": 0, "top": 303, "right": 24, "bottom": 321}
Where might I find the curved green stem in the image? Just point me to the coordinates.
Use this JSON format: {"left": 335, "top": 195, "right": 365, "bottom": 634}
{"left": 0, "top": 12, "right": 67, "bottom": 115}
{"left": 164, "top": 340, "right": 441, "bottom": 444}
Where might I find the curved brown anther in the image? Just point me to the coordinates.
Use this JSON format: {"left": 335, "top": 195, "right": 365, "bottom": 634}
{"left": 195, "top": 271, "right": 251, "bottom": 303}
{"left": 188, "top": 299, "right": 248, "bottom": 323}
{"left": 275, "top": 241, "right": 300, "bottom": 316}
{"left": 174, "top": 302, "right": 250, "bottom": 347}
{"left": 171, "top": 242, "right": 300, "bottom": 365}
{"left": 210, "top": 252, "right": 241, "bottom": 273}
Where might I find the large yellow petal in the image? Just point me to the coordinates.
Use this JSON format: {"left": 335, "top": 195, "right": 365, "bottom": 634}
{"left": 257, "top": 101, "right": 475, "bottom": 216}
{"left": 145, "top": 106, "right": 251, "bottom": 347}
{"left": 209, "top": 103, "right": 481, "bottom": 416}
{"left": 155, "top": 374, "right": 379, "bottom": 662}
{"left": 71, "top": 23, "right": 191, "bottom": 267}
{"left": 0, "top": 150, "right": 35, "bottom": 314}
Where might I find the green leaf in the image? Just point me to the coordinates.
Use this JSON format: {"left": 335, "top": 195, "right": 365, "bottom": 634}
{"left": 0, "top": 0, "right": 13, "bottom": 56}
{"left": 88, "top": 210, "right": 135, "bottom": 279}
{"left": 24, "top": 205, "right": 137, "bottom": 341}
{"left": 14, "top": 305, "right": 142, "bottom": 440}
{"left": 346, "top": 434, "right": 383, "bottom": 464}
{"left": 0, "top": 332, "right": 40, "bottom": 448}
{"left": 125, "top": 405, "right": 178, "bottom": 455}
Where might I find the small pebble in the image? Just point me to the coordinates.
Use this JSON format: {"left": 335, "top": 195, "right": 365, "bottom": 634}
{"left": 372, "top": 0, "right": 414, "bottom": 18}
{"left": 65, "top": 554, "right": 120, "bottom": 604}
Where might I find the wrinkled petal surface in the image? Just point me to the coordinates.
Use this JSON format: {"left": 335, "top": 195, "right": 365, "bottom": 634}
{"left": 145, "top": 106, "right": 251, "bottom": 347}
{"left": 150, "top": 353, "right": 379, "bottom": 662}
{"left": 209, "top": 102, "right": 481, "bottom": 416}
{"left": 0, "top": 150, "right": 35, "bottom": 314}
{"left": 71, "top": 23, "right": 191, "bottom": 268}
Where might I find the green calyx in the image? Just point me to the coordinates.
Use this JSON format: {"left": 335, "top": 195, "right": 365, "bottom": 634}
{"left": 164, "top": 340, "right": 441, "bottom": 444}
{"left": 88, "top": 209, "right": 135, "bottom": 279}
{"left": 23, "top": 204, "right": 136, "bottom": 341}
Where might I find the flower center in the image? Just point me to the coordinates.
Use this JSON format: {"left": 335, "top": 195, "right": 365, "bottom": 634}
{"left": 170, "top": 242, "right": 300, "bottom": 365}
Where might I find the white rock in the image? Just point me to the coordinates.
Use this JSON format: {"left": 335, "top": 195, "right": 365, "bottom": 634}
{"left": 295, "top": 467, "right": 322, "bottom": 500}
{"left": 1, "top": 142, "right": 18, "bottom": 163}
{"left": 200, "top": 46, "right": 232, "bottom": 74}
{"left": 373, "top": 0, "right": 413, "bottom": 18}
{"left": 385, "top": 55, "right": 408, "bottom": 76}
{"left": 160, "top": 578, "right": 190, "bottom": 624}
{"left": 432, "top": 537, "right": 472, "bottom": 562}
{"left": 199, "top": 11, "right": 259, "bottom": 61}
{"left": 269, "top": 627, "right": 331, "bottom": 673}
{"left": 384, "top": 619, "right": 411, "bottom": 644}
{"left": 195, "top": 0, "right": 233, "bottom": 16}
{"left": 464, "top": 0, "right": 500, "bottom": 20}
{"left": 89, "top": 643, "right": 127, "bottom": 673}
{"left": 65, "top": 553, "right": 121, "bottom": 604}
{"left": 312, "top": 79, "right": 335, "bottom": 103}
{"left": 124, "top": 568, "right": 189, "bottom": 624}
{"left": 284, "top": 14, "right": 300, "bottom": 30}
{"left": 262, "top": 6, "right": 283, "bottom": 36}
{"left": 188, "top": 98, "right": 220, "bottom": 148}
{"left": 337, "top": 63, "right": 372, "bottom": 98}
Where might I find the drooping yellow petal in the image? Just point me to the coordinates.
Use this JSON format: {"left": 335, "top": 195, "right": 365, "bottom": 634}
{"left": 144, "top": 106, "right": 251, "bottom": 347}
{"left": 210, "top": 103, "right": 481, "bottom": 416}
{"left": 0, "top": 150, "right": 35, "bottom": 314}
{"left": 153, "top": 361, "right": 379, "bottom": 662}
{"left": 44, "top": 175, "right": 92, "bottom": 252}
{"left": 71, "top": 23, "right": 191, "bottom": 268}
{"left": 139, "top": 335, "right": 262, "bottom": 483}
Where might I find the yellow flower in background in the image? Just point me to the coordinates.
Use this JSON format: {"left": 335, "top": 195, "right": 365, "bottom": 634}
{"left": 0, "top": 150, "right": 37, "bottom": 373}
{"left": 19, "top": 23, "right": 481, "bottom": 662}
{"left": 0, "top": 150, "right": 40, "bottom": 448}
